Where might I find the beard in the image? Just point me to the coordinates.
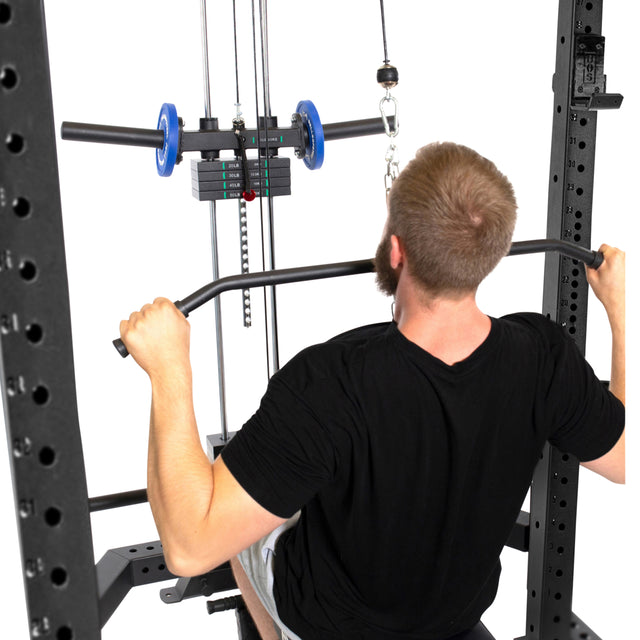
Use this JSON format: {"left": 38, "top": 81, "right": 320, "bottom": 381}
{"left": 374, "top": 232, "right": 399, "bottom": 297}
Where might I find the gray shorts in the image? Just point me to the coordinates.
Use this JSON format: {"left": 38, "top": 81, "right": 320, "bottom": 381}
{"left": 237, "top": 513, "right": 303, "bottom": 640}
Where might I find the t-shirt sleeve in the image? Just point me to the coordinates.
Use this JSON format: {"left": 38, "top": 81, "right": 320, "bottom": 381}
{"left": 544, "top": 323, "right": 624, "bottom": 462}
{"left": 221, "top": 366, "right": 338, "bottom": 519}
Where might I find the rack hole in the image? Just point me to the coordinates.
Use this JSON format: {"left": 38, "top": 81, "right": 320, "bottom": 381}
{"left": 39, "top": 446, "right": 56, "bottom": 467}
{"left": 578, "top": 141, "right": 586, "bottom": 149}
{"left": 26, "top": 323, "right": 44, "bottom": 344}
{"left": 574, "top": 222, "right": 582, "bottom": 231}
{"left": 129, "top": 548, "right": 138, "bottom": 553}
{"left": 56, "top": 627, "right": 73, "bottom": 640}
{"left": 585, "top": 25, "right": 592, "bottom": 34}
{"left": 555, "top": 592, "right": 563, "bottom": 600}
{"left": 553, "top": 175, "right": 558, "bottom": 183}
{"left": 556, "top": 105, "right": 562, "bottom": 113}
{"left": 5, "top": 132, "right": 25, "bottom": 154}
{"left": 557, "top": 546, "right": 565, "bottom": 555}
{"left": 158, "top": 563, "right": 166, "bottom": 571}
{"left": 142, "top": 566, "right": 149, "bottom": 574}
{"left": 574, "top": 234, "right": 581, "bottom": 242}
{"left": 32, "top": 385, "right": 50, "bottom": 405}
{"left": 577, "top": 164, "right": 585, "bottom": 173}
{"left": 19, "top": 260, "right": 37, "bottom": 282}
{"left": 50, "top": 566, "right": 68, "bottom": 587}
{"left": 585, "top": 2, "right": 593, "bottom": 9}
{"left": 579, "top": 118, "right": 588, "bottom": 126}
{"left": 0, "top": 3, "right": 11, "bottom": 24}
{"left": 44, "top": 507, "right": 62, "bottom": 527}
{"left": 556, "top": 569, "right": 564, "bottom": 577}
{"left": 0, "top": 65, "right": 18, "bottom": 90}
{"left": 13, "top": 196, "right": 31, "bottom": 218}
{"left": 576, "top": 188, "right": 584, "bottom": 196}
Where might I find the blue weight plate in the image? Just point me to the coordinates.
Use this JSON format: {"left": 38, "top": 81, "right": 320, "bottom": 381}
{"left": 296, "top": 100, "right": 324, "bottom": 170}
{"left": 156, "top": 102, "right": 179, "bottom": 177}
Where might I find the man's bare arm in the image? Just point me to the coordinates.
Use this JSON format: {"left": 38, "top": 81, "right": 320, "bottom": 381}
{"left": 582, "top": 244, "right": 625, "bottom": 483}
{"left": 120, "top": 298, "right": 286, "bottom": 576}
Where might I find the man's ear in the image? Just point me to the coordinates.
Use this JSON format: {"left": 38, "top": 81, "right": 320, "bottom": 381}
{"left": 390, "top": 234, "right": 404, "bottom": 270}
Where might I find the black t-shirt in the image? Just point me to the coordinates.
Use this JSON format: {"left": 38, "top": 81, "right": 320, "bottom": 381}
{"left": 222, "top": 313, "right": 624, "bottom": 640}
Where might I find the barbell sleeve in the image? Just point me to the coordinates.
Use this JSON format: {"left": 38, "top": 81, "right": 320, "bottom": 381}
{"left": 112, "top": 240, "right": 603, "bottom": 359}
{"left": 322, "top": 116, "right": 395, "bottom": 141}
{"left": 61, "top": 122, "right": 166, "bottom": 148}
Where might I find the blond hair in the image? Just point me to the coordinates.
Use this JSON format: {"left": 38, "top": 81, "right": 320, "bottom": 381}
{"left": 387, "top": 142, "right": 517, "bottom": 295}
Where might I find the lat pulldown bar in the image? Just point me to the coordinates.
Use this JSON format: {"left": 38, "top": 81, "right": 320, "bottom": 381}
{"left": 112, "top": 238, "right": 603, "bottom": 359}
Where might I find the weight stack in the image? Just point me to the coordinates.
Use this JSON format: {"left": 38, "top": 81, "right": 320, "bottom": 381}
{"left": 191, "top": 157, "right": 291, "bottom": 201}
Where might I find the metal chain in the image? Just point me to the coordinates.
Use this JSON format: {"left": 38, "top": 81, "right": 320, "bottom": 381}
{"left": 378, "top": 0, "right": 399, "bottom": 194}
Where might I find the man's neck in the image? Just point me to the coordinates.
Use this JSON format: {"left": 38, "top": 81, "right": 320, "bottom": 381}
{"left": 393, "top": 285, "right": 491, "bottom": 366}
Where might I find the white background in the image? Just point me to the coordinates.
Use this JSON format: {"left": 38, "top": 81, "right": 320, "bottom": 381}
{"left": 1, "top": 1, "right": 637, "bottom": 638}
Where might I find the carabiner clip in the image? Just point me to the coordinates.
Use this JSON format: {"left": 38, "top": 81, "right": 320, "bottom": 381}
{"left": 379, "top": 92, "right": 399, "bottom": 138}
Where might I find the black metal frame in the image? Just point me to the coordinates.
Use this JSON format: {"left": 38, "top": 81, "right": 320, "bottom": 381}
{"left": 519, "top": 2, "right": 621, "bottom": 639}
{"left": 0, "top": 2, "right": 101, "bottom": 638}
{"left": 0, "top": 1, "right": 622, "bottom": 639}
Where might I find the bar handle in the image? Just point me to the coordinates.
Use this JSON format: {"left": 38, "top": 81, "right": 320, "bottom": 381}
{"left": 111, "top": 240, "right": 603, "bottom": 359}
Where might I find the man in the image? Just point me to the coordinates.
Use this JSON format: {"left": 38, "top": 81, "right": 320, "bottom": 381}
{"left": 120, "top": 142, "right": 625, "bottom": 640}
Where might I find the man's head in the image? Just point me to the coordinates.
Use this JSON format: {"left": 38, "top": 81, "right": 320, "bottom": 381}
{"left": 375, "top": 142, "right": 517, "bottom": 299}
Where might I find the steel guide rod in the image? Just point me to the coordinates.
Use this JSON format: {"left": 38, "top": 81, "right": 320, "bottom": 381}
{"left": 200, "top": 0, "right": 230, "bottom": 441}
{"left": 255, "top": 0, "right": 280, "bottom": 378}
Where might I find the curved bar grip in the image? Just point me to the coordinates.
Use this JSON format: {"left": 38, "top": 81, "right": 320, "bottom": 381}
{"left": 112, "top": 262, "right": 372, "bottom": 358}
{"left": 112, "top": 240, "right": 604, "bottom": 358}
{"left": 507, "top": 239, "right": 604, "bottom": 268}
